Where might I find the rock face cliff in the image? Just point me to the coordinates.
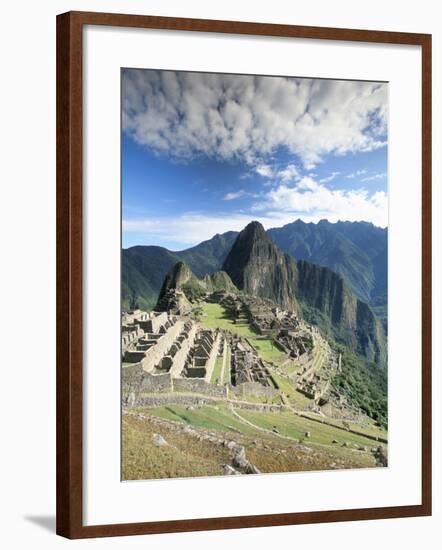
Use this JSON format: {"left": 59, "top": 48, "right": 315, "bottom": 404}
{"left": 268, "top": 219, "right": 387, "bottom": 305}
{"left": 158, "top": 261, "right": 201, "bottom": 295}
{"left": 222, "top": 221, "right": 386, "bottom": 365}
{"left": 222, "top": 221, "right": 300, "bottom": 313}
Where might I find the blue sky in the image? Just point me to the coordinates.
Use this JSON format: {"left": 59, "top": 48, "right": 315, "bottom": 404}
{"left": 122, "top": 70, "right": 388, "bottom": 250}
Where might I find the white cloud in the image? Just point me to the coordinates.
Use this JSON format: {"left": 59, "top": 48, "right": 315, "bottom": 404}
{"left": 223, "top": 189, "right": 260, "bottom": 201}
{"left": 123, "top": 70, "right": 388, "bottom": 168}
{"left": 319, "top": 171, "right": 340, "bottom": 183}
{"left": 346, "top": 169, "right": 367, "bottom": 179}
{"left": 255, "top": 163, "right": 274, "bottom": 178}
{"left": 239, "top": 172, "right": 252, "bottom": 180}
{"left": 361, "top": 172, "right": 387, "bottom": 182}
{"left": 252, "top": 176, "right": 388, "bottom": 227}
{"left": 243, "top": 162, "right": 301, "bottom": 183}
{"left": 223, "top": 190, "right": 247, "bottom": 200}
{"left": 123, "top": 212, "right": 296, "bottom": 249}
{"left": 124, "top": 175, "right": 387, "bottom": 249}
{"left": 277, "top": 164, "right": 301, "bottom": 182}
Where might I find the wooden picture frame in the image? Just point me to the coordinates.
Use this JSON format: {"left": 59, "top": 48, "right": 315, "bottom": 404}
{"left": 56, "top": 10, "right": 432, "bottom": 539}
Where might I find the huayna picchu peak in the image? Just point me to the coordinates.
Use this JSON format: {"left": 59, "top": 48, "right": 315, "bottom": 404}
{"left": 222, "top": 221, "right": 300, "bottom": 313}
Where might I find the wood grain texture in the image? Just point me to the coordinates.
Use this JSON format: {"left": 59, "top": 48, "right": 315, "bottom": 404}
{"left": 56, "top": 10, "right": 432, "bottom": 539}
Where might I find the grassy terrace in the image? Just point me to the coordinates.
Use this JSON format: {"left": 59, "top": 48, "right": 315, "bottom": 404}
{"left": 210, "top": 356, "right": 224, "bottom": 385}
{"left": 237, "top": 410, "right": 383, "bottom": 448}
{"left": 142, "top": 404, "right": 259, "bottom": 436}
{"left": 311, "top": 341, "right": 327, "bottom": 371}
{"left": 222, "top": 345, "right": 231, "bottom": 384}
{"left": 200, "top": 303, "right": 286, "bottom": 365}
{"left": 141, "top": 403, "right": 385, "bottom": 449}
{"left": 271, "top": 371, "right": 312, "bottom": 406}
{"left": 300, "top": 411, "right": 388, "bottom": 440}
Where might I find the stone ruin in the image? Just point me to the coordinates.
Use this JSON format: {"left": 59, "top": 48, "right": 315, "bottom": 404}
{"left": 121, "top": 296, "right": 343, "bottom": 409}
{"left": 121, "top": 310, "right": 149, "bottom": 353}
{"left": 219, "top": 294, "right": 302, "bottom": 340}
{"left": 121, "top": 308, "right": 225, "bottom": 403}
{"left": 229, "top": 337, "right": 277, "bottom": 393}
{"left": 295, "top": 344, "right": 339, "bottom": 404}
{"left": 183, "top": 330, "right": 221, "bottom": 381}
{"left": 276, "top": 327, "right": 314, "bottom": 358}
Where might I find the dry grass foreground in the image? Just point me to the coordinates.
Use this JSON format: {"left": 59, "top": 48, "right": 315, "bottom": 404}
{"left": 122, "top": 404, "right": 382, "bottom": 481}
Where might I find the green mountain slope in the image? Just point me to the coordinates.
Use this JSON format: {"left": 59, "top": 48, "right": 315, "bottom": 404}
{"left": 268, "top": 219, "right": 387, "bottom": 306}
{"left": 121, "top": 232, "right": 237, "bottom": 310}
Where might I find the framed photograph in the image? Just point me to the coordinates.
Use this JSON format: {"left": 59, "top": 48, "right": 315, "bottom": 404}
{"left": 56, "top": 11, "right": 432, "bottom": 538}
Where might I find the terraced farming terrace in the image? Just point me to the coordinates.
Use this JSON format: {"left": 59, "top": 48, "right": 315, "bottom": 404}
{"left": 122, "top": 290, "right": 387, "bottom": 480}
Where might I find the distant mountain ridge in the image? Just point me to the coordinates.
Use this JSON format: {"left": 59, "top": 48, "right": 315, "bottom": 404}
{"left": 267, "top": 219, "right": 387, "bottom": 305}
{"left": 122, "top": 219, "right": 387, "bottom": 312}
{"left": 122, "top": 232, "right": 238, "bottom": 311}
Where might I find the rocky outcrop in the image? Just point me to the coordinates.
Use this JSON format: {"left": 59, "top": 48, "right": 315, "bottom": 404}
{"left": 156, "top": 261, "right": 237, "bottom": 310}
{"left": 204, "top": 270, "right": 238, "bottom": 294}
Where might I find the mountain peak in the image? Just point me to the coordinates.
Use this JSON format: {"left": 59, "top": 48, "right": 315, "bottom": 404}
{"left": 170, "top": 260, "right": 192, "bottom": 280}
{"left": 241, "top": 220, "right": 267, "bottom": 239}
{"left": 222, "top": 222, "right": 299, "bottom": 312}
{"left": 159, "top": 261, "right": 202, "bottom": 296}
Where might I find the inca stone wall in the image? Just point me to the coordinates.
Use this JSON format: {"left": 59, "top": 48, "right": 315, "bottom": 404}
{"left": 169, "top": 323, "right": 198, "bottom": 377}
{"left": 173, "top": 378, "right": 227, "bottom": 398}
{"left": 122, "top": 364, "right": 145, "bottom": 398}
{"left": 137, "top": 311, "right": 168, "bottom": 333}
{"left": 139, "top": 320, "right": 184, "bottom": 373}
{"left": 132, "top": 393, "right": 213, "bottom": 408}
{"left": 122, "top": 366, "right": 173, "bottom": 401}
{"left": 230, "top": 381, "right": 280, "bottom": 399}
{"left": 140, "top": 372, "right": 172, "bottom": 393}
{"left": 203, "top": 333, "right": 222, "bottom": 382}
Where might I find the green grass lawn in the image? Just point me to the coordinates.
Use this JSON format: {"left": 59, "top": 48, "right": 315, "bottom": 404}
{"left": 238, "top": 409, "right": 384, "bottom": 448}
{"left": 300, "top": 411, "right": 388, "bottom": 440}
{"left": 222, "top": 345, "right": 231, "bottom": 384}
{"left": 142, "top": 404, "right": 260, "bottom": 436}
{"left": 200, "top": 303, "right": 286, "bottom": 365}
{"left": 142, "top": 402, "right": 384, "bottom": 450}
{"left": 229, "top": 392, "right": 282, "bottom": 405}
{"left": 270, "top": 372, "right": 312, "bottom": 407}
{"left": 210, "top": 356, "right": 224, "bottom": 385}
{"left": 284, "top": 361, "right": 304, "bottom": 376}
{"left": 311, "top": 342, "right": 327, "bottom": 372}
{"left": 270, "top": 372, "right": 296, "bottom": 397}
